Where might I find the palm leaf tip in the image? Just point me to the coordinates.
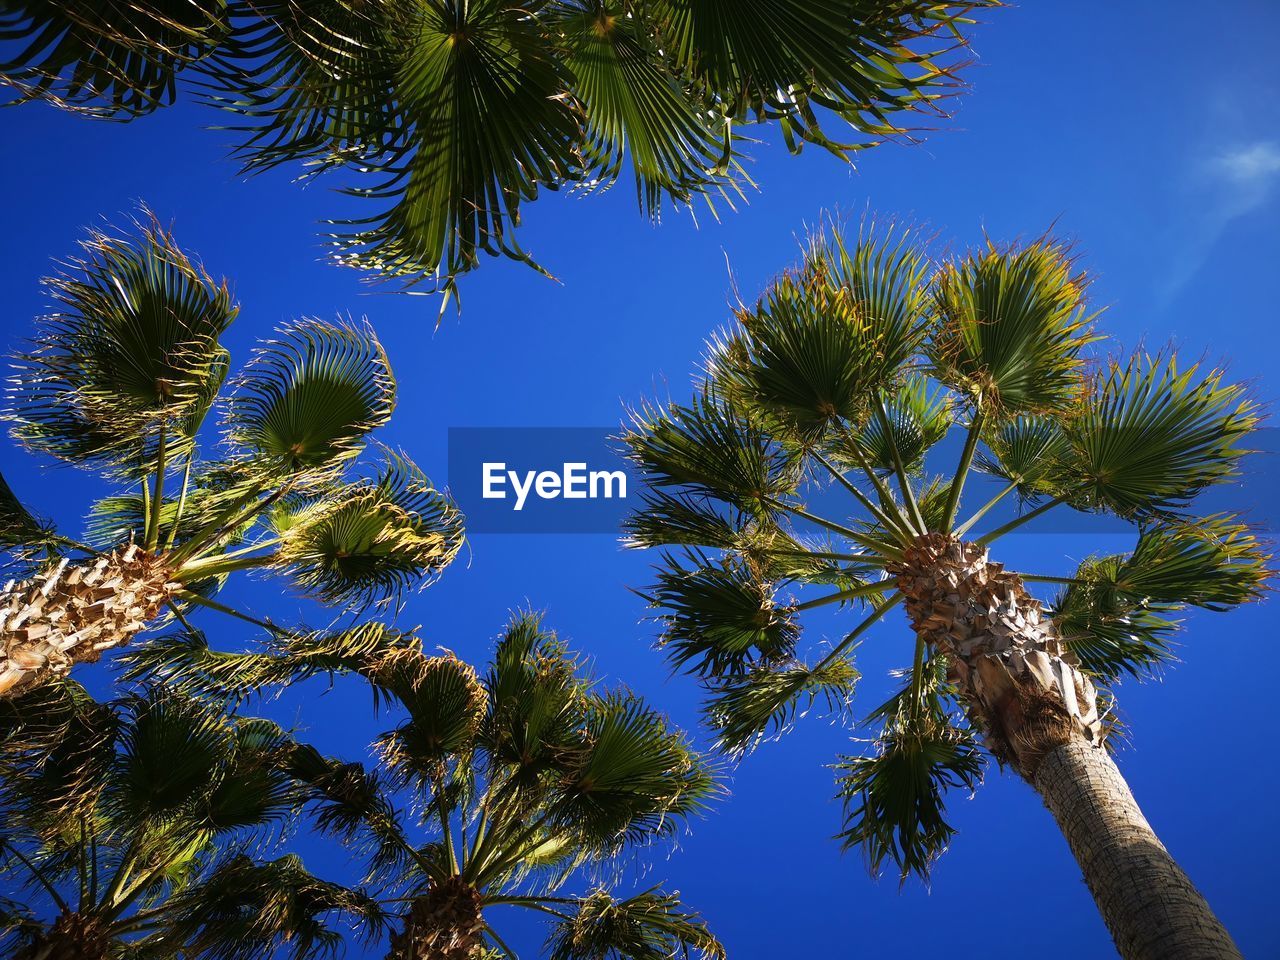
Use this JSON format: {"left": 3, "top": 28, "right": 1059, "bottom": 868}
{"left": 1065, "top": 353, "right": 1258, "bottom": 519}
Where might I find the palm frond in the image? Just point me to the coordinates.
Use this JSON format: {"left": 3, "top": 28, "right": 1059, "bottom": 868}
{"left": 0, "top": 0, "right": 227, "bottom": 117}
{"left": 226, "top": 318, "right": 394, "bottom": 478}
{"left": 553, "top": 693, "right": 716, "bottom": 853}
{"left": 973, "top": 414, "right": 1071, "bottom": 498}
{"left": 642, "top": 552, "right": 798, "bottom": 677}
{"left": 836, "top": 666, "right": 984, "bottom": 882}
{"left": 556, "top": 1, "right": 730, "bottom": 216}
{"left": 710, "top": 223, "right": 929, "bottom": 440}
{"left": 163, "top": 853, "right": 390, "bottom": 960}
{"left": 274, "top": 448, "right": 464, "bottom": 607}
{"left": 1064, "top": 354, "right": 1257, "bottom": 519}
{"left": 373, "top": 652, "right": 486, "bottom": 784}
{"left": 706, "top": 656, "right": 858, "bottom": 756}
{"left": 623, "top": 391, "right": 801, "bottom": 511}
{"left": 7, "top": 217, "right": 234, "bottom": 474}
{"left": 842, "top": 377, "right": 950, "bottom": 474}
{"left": 545, "top": 887, "right": 724, "bottom": 960}
{"left": 927, "top": 239, "right": 1098, "bottom": 415}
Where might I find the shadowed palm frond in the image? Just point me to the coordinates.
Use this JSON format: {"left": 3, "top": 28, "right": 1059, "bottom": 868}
{"left": 642, "top": 552, "right": 799, "bottom": 678}
{"left": 836, "top": 665, "right": 984, "bottom": 882}
{"left": 545, "top": 887, "right": 725, "bottom": 960}
{"left": 0, "top": 0, "right": 228, "bottom": 117}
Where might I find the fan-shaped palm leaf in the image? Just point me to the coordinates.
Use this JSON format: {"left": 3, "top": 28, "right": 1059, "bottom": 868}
{"left": 8, "top": 217, "right": 234, "bottom": 474}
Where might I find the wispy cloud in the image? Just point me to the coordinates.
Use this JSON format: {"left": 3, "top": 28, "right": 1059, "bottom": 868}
{"left": 1215, "top": 142, "right": 1280, "bottom": 185}
{"left": 1159, "top": 140, "right": 1280, "bottom": 303}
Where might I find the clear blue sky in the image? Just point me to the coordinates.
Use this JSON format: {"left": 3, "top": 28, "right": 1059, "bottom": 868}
{"left": 2, "top": 2, "right": 1278, "bottom": 956}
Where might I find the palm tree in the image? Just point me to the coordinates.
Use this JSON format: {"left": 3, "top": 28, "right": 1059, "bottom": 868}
{"left": 621, "top": 224, "right": 1270, "bottom": 960}
{"left": 0, "top": 678, "right": 385, "bottom": 959}
{"left": 121, "top": 611, "right": 724, "bottom": 960}
{"left": 1, "top": 2, "right": 997, "bottom": 294}
{"left": 0, "top": 216, "right": 464, "bottom": 698}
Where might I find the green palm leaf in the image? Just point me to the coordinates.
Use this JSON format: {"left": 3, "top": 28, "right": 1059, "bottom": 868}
{"left": 327, "top": 0, "right": 582, "bottom": 285}
{"left": 642, "top": 552, "right": 798, "bottom": 677}
{"left": 836, "top": 667, "right": 984, "bottom": 881}
{"left": 0, "top": 0, "right": 227, "bottom": 117}
{"left": 712, "top": 224, "right": 929, "bottom": 439}
{"left": 373, "top": 652, "right": 487, "bottom": 783}
{"left": 227, "top": 318, "right": 394, "bottom": 478}
{"left": 1064, "top": 354, "right": 1257, "bottom": 518}
{"left": 546, "top": 887, "right": 725, "bottom": 960}
{"left": 556, "top": 0, "right": 729, "bottom": 215}
{"left": 7, "top": 217, "right": 235, "bottom": 474}
{"left": 554, "top": 692, "right": 715, "bottom": 851}
{"left": 623, "top": 391, "right": 801, "bottom": 510}
{"left": 274, "top": 449, "right": 464, "bottom": 606}
{"left": 706, "top": 656, "right": 858, "bottom": 756}
{"left": 927, "top": 239, "right": 1098, "bottom": 415}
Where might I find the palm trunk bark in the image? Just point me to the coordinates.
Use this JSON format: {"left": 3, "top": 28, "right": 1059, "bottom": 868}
{"left": 891, "top": 533, "right": 1239, "bottom": 960}
{"left": 0, "top": 544, "right": 175, "bottom": 697}
{"left": 387, "top": 877, "right": 485, "bottom": 960}
{"left": 1036, "top": 740, "right": 1240, "bottom": 959}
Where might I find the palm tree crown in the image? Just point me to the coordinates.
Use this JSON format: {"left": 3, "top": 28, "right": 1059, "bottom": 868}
{"left": 621, "top": 223, "right": 1269, "bottom": 884}
{"left": 124, "top": 611, "right": 723, "bottom": 960}
{"left": 0, "top": 1, "right": 997, "bottom": 295}
{"left": 0, "top": 678, "right": 384, "bottom": 959}
{"left": 0, "top": 215, "right": 464, "bottom": 697}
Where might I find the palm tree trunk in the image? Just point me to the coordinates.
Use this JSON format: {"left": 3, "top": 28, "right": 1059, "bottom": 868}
{"left": 0, "top": 544, "right": 175, "bottom": 697}
{"left": 891, "top": 533, "right": 1240, "bottom": 960}
{"left": 15, "top": 911, "right": 110, "bottom": 960}
{"left": 387, "top": 877, "right": 485, "bottom": 960}
{"left": 1036, "top": 739, "right": 1240, "bottom": 959}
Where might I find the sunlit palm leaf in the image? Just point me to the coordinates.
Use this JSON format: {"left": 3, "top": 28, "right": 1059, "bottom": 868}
{"left": 161, "top": 853, "right": 389, "bottom": 960}
{"left": 275, "top": 449, "right": 464, "bottom": 607}
{"left": 226, "top": 318, "right": 394, "bottom": 477}
{"left": 928, "top": 240, "right": 1098, "bottom": 415}
{"left": 843, "top": 376, "right": 949, "bottom": 473}
{"left": 1064, "top": 354, "right": 1256, "bottom": 519}
{"left": 624, "top": 391, "right": 801, "bottom": 511}
{"left": 328, "top": 0, "right": 581, "bottom": 285}
{"left": 707, "top": 656, "right": 858, "bottom": 756}
{"left": 973, "top": 414, "right": 1071, "bottom": 498}
{"left": 711, "top": 224, "right": 929, "bottom": 440}
{"left": 556, "top": 0, "right": 728, "bottom": 215}
{"left": 554, "top": 692, "right": 714, "bottom": 851}
{"left": 8, "top": 218, "right": 235, "bottom": 474}
{"left": 648, "top": 0, "right": 986, "bottom": 158}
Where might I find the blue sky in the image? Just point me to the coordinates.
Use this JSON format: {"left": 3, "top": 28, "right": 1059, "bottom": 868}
{"left": 2, "top": 2, "right": 1278, "bottom": 957}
